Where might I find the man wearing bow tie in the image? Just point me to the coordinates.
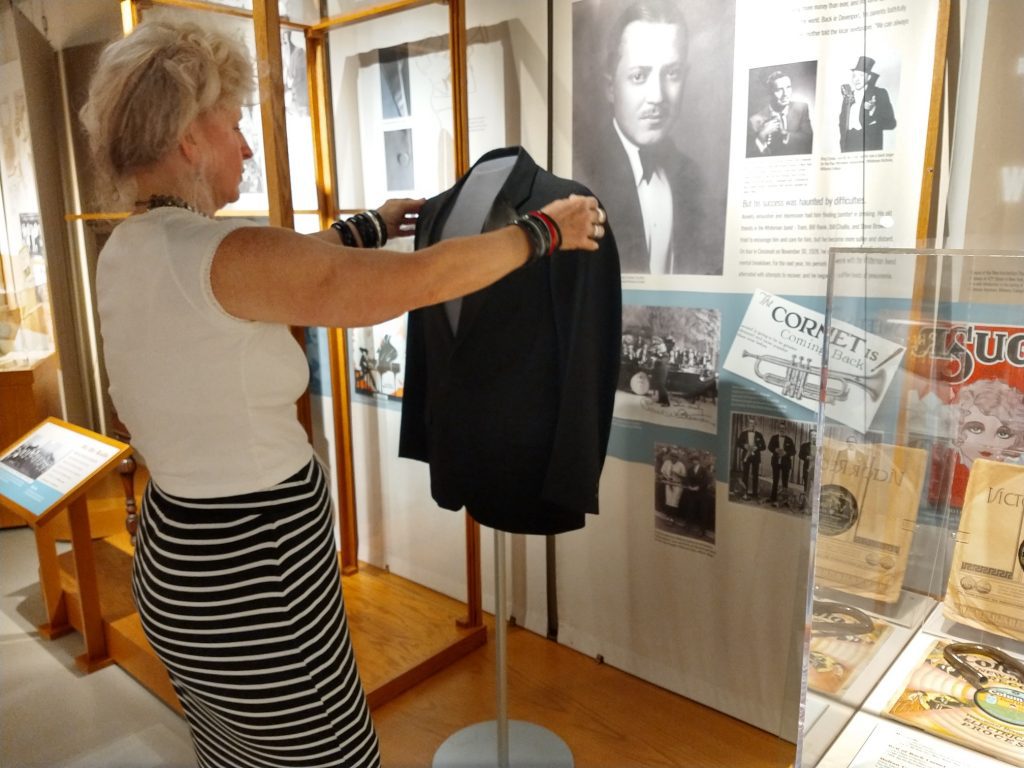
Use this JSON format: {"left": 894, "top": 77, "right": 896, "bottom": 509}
{"left": 747, "top": 69, "right": 813, "bottom": 157}
{"left": 573, "top": 0, "right": 720, "bottom": 275}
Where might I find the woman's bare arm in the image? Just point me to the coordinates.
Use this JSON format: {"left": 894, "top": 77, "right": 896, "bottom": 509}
{"left": 210, "top": 194, "right": 604, "bottom": 328}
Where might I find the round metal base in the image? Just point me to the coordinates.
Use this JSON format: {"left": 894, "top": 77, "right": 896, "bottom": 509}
{"left": 432, "top": 720, "right": 573, "bottom": 767}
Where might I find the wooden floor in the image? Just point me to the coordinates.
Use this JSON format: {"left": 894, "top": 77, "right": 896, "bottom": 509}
{"left": 372, "top": 616, "right": 794, "bottom": 767}
{"left": 76, "top": 467, "right": 795, "bottom": 768}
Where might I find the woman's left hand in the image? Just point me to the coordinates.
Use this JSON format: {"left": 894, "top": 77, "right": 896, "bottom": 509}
{"left": 377, "top": 198, "right": 425, "bottom": 240}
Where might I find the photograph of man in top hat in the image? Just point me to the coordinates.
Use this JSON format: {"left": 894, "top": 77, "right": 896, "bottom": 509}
{"left": 572, "top": 0, "right": 733, "bottom": 276}
{"left": 839, "top": 55, "right": 897, "bottom": 152}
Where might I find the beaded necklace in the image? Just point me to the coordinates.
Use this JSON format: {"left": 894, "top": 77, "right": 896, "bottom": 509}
{"left": 136, "top": 194, "right": 204, "bottom": 216}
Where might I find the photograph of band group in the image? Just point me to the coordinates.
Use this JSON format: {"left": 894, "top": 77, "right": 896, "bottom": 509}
{"left": 728, "top": 411, "right": 816, "bottom": 513}
{"left": 654, "top": 443, "right": 715, "bottom": 543}
{"left": 616, "top": 305, "right": 720, "bottom": 432}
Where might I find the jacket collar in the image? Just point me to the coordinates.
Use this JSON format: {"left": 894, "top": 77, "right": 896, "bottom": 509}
{"left": 424, "top": 145, "right": 539, "bottom": 243}
{"left": 419, "top": 146, "right": 540, "bottom": 343}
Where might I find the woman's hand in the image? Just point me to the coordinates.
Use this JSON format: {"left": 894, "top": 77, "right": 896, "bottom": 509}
{"left": 540, "top": 194, "right": 606, "bottom": 252}
{"left": 377, "top": 198, "right": 425, "bottom": 240}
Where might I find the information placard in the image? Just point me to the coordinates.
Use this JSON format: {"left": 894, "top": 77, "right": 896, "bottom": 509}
{"left": 0, "top": 418, "right": 130, "bottom": 525}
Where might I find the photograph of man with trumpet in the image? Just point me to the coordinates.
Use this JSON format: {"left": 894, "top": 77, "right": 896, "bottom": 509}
{"left": 729, "top": 412, "right": 816, "bottom": 513}
{"left": 733, "top": 415, "right": 766, "bottom": 501}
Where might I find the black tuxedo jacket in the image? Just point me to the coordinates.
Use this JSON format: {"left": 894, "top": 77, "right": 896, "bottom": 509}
{"left": 398, "top": 146, "right": 621, "bottom": 534}
{"left": 573, "top": 119, "right": 721, "bottom": 275}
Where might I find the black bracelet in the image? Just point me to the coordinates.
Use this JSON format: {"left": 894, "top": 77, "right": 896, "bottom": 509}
{"left": 511, "top": 213, "right": 551, "bottom": 263}
{"left": 369, "top": 209, "right": 388, "bottom": 246}
{"left": 350, "top": 212, "right": 380, "bottom": 249}
{"left": 331, "top": 220, "right": 357, "bottom": 247}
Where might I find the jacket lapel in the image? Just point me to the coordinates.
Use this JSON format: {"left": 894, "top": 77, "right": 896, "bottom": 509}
{"left": 442, "top": 147, "right": 539, "bottom": 342}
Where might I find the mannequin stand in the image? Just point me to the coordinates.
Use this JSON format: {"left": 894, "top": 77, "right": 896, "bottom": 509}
{"left": 433, "top": 530, "right": 573, "bottom": 768}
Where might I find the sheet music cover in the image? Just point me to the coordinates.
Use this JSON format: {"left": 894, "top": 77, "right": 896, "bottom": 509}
{"left": 901, "top": 320, "right": 1024, "bottom": 511}
{"left": 885, "top": 639, "right": 1024, "bottom": 766}
{"left": 943, "top": 459, "right": 1024, "bottom": 642}
{"left": 812, "top": 440, "right": 927, "bottom": 603}
{"left": 808, "top": 605, "right": 893, "bottom": 696}
{"left": 723, "top": 290, "right": 905, "bottom": 433}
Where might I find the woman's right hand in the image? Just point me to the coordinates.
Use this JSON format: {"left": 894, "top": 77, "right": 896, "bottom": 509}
{"left": 540, "top": 194, "right": 606, "bottom": 252}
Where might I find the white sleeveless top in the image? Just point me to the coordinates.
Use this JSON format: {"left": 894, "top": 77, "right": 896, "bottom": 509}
{"left": 97, "top": 207, "right": 312, "bottom": 498}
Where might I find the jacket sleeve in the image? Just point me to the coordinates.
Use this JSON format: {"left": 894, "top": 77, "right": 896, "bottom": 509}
{"left": 541, "top": 193, "right": 622, "bottom": 513}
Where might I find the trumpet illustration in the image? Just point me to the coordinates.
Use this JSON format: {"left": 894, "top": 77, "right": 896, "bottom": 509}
{"left": 741, "top": 351, "right": 885, "bottom": 403}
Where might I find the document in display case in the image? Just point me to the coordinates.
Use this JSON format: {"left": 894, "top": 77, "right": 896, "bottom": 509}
{"left": 799, "top": 249, "right": 1024, "bottom": 768}
{"left": 943, "top": 459, "right": 1024, "bottom": 642}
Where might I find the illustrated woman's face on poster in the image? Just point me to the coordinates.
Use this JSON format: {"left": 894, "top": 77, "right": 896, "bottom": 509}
{"left": 608, "top": 20, "right": 686, "bottom": 148}
{"left": 958, "top": 405, "right": 1019, "bottom": 464}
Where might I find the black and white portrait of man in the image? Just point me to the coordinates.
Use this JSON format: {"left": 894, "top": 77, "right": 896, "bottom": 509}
{"left": 572, "top": 0, "right": 734, "bottom": 276}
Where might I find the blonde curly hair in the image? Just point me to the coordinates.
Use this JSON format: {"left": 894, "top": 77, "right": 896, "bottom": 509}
{"left": 80, "top": 19, "right": 254, "bottom": 207}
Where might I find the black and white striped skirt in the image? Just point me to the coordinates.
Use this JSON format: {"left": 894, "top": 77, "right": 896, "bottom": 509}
{"left": 132, "top": 459, "right": 380, "bottom": 768}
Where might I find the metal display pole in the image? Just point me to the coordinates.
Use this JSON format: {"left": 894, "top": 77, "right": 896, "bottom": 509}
{"left": 433, "top": 530, "right": 574, "bottom": 767}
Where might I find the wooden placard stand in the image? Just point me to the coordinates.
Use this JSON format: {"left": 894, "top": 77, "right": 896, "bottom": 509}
{"left": 0, "top": 417, "right": 130, "bottom": 673}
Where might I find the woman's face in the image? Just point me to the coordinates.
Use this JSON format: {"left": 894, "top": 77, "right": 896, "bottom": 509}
{"left": 959, "top": 405, "right": 1019, "bottom": 464}
{"left": 192, "top": 103, "right": 253, "bottom": 211}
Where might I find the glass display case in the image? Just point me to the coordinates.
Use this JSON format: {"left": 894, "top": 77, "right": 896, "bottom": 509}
{"left": 800, "top": 248, "right": 1024, "bottom": 767}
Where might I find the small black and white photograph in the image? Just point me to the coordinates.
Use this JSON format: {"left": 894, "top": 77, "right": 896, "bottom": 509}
{"left": 836, "top": 53, "right": 900, "bottom": 153}
{"left": 654, "top": 442, "right": 715, "bottom": 543}
{"left": 745, "top": 60, "right": 817, "bottom": 158}
{"left": 571, "top": 0, "right": 734, "bottom": 276}
{"left": 728, "top": 412, "right": 816, "bottom": 515}
{"left": 383, "top": 128, "right": 414, "bottom": 191}
{"left": 19, "top": 213, "right": 42, "bottom": 257}
{"left": 616, "top": 305, "right": 719, "bottom": 433}
{"left": 379, "top": 44, "right": 411, "bottom": 119}
{"left": 1, "top": 439, "right": 58, "bottom": 481}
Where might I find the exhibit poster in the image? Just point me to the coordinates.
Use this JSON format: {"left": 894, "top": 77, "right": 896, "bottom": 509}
{"left": 0, "top": 420, "right": 122, "bottom": 517}
{"left": 943, "top": 459, "right": 1024, "bottom": 642}
{"left": 334, "top": 0, "right": 948, "bottom": 741}
{"left": 571, "top": 0, "right": 940, "bottom": 293}
{"left": 724, "top": 0, "right": 942, "bottom": 298}
{"left": 885, "top": 638, "right": 1024, "bottom": 766}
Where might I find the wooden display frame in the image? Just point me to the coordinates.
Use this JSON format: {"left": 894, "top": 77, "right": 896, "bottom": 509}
{"left": 0, "top": 418, "right": 130, "bottom": 672}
